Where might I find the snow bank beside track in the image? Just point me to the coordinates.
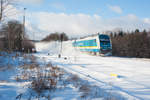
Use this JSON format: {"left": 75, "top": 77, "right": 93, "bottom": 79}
{"left": 35, "top": 41, "right": 150, "bottom": 100}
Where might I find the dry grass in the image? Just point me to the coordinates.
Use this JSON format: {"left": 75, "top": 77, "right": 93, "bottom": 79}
{"left": 19, "top": 63, "right": 39, "bottom": 70}
{"left": 14, "top": 54, "right": 126, "bottom": 100}
{"left": 79, "top": 84, "right": 91, "bottom": 98}
{"left": 28, "top": 65, "right": 65, "bottom": 99}
{"left": 67, "top": 74, "right": 81, "bottom": 88}
{"left": 16, "top": 57, "right": 65, "bottom": 99}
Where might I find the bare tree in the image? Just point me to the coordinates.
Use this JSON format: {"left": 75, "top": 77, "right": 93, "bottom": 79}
{"left": 0, "top": 0, "right": 16, "bottom": 22}
{"left": 0, "top": 20, "right": 35, "bottom": 52}
{"left": 1, "top": 20, "right": 24, "bottom": 51}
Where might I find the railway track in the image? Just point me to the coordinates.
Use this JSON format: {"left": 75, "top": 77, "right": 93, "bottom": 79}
{"left": 59, "top": 64, "right": 143, "bottom": 100}
{"left": 37, "top": 55, "right": 147, "bottom": 100}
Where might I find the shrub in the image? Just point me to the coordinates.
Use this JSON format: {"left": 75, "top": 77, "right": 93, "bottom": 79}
{"left": 22, "top": 39, "right": 36, "bottom": 53}
{"left": 79, "top": 84, "right": 91, "bottom": 98}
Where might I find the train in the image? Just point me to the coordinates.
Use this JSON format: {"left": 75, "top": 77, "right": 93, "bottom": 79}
{"left": 72, "top": 34, "right": 112, "bottom": 56}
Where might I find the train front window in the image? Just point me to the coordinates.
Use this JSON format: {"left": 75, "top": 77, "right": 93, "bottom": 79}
{"left": 99, "top": 35, "right": 111, "bottom": 46}
{"left": 100, "top": 41, "right": 110, "bottom": 45}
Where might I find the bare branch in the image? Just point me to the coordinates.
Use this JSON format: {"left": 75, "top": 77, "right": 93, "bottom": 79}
{"left": 0, "top": 0, "right": 16, "bottom": 22}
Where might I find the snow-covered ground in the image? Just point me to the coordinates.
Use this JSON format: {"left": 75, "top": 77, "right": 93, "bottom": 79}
{"left": 0, "top": 51, "right": 117, "bottom": 100}
{"left": 0, "top": 41, "right": 150, "bottom": 100}
{"left": 35, "top": 41, "right": 150, "bottom": 100}
{"left": 0, "top": 53, "right": 30, "bottom": 100}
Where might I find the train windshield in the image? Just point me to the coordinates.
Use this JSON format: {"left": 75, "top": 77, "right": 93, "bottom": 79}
{"left": 100, "top": 41, "right": 110, "bottom": 45}
{"left": 100, "top": 35, "right": 110, "bottom": 42}
{"left": 99, "top": 35, "right": 110, "bottom": 41}
{"left": 99, "top": 35, "right": 111, "bottom": 50}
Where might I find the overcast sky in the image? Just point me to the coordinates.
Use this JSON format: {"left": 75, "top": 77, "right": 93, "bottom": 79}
{"left": 9, "top": 0, "right": 150, "bottom": 40}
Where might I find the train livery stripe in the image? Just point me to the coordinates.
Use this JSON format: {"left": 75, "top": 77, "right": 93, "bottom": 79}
{"left": 77, "top": 47, "right": 99, "bottom": 49}
{"left": 77, "top": 46, "right": 98, "bottom": 48}
{"left": 80, "top": 49, "right": 100, "bottom": 52}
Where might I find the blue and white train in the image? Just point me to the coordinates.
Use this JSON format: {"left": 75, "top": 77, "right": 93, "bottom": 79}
{"left": 72, "top": 34, "right": 112, "bottom": 55}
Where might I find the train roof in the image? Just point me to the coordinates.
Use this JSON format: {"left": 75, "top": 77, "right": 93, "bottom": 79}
{"left": 77, "top": 33, "right": 108, "bottom": 40}
{"left": 72, "top": 33, "right": 109, "bottom": 42}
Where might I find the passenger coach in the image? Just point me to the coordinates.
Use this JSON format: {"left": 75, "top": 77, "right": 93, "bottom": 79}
{"left": 72, "top": 34, "right": 112, "bottom": 55}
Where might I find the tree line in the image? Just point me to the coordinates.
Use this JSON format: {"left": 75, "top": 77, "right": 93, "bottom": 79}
{"left": 42, "top": 32, "right": 68, "bottom": 42}
{"left": 110, "top": 29, "right": 150, "bottom": 58}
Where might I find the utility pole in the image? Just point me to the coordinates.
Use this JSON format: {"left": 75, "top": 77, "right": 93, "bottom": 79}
{"left": 23, "top": 8, "right": 26, "bottom": 39}
{"left": 23, "top": 8, "right": 26, "bottom": 40}
{"left": 58, "top": 34, "right": 63, "bottom": 58}
{"left": 0, "top": 0, "right": 3, "bottom": 22}
{"left": 60, "top": 34, "right": 64, "bottom": 53}
{"left": 21, "top": 8, "right": 26, "bottom": 51}
{"left": 23, "top": 8, "right": 26, "bottom": 29}
{"left": 74, "top": 39, "right": 77, "bottom": 62}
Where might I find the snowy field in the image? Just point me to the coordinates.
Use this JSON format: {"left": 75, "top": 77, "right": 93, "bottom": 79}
{"left": 35, "top": 41, "right": 150, "bottom": 100}
{"left": 0, "top": 41, "right": 150, "bottom": 100}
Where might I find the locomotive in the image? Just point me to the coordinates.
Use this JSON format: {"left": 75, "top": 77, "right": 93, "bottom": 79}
{"left": 72, "top": 34, "right": 112, "bottom": 56}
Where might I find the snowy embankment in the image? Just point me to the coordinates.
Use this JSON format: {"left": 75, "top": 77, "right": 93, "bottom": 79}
{"left": 1, "top": 51, "right": 122, "bottom": 100}
{"left": 35, "top": 41, "right": 150, "bottom": 100}
{"left": 0, "top": 53, "right": 30, "bottom": 100}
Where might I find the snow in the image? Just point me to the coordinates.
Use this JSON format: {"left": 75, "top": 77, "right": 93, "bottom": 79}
{"left": 0, "top": 53, "right": 30, "bottom": 100}
{"left": 0, "top": 41, "right": 150, "bottom": 100}
{"left": 35, "top": 41, "right": 150, "bottom": 100}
